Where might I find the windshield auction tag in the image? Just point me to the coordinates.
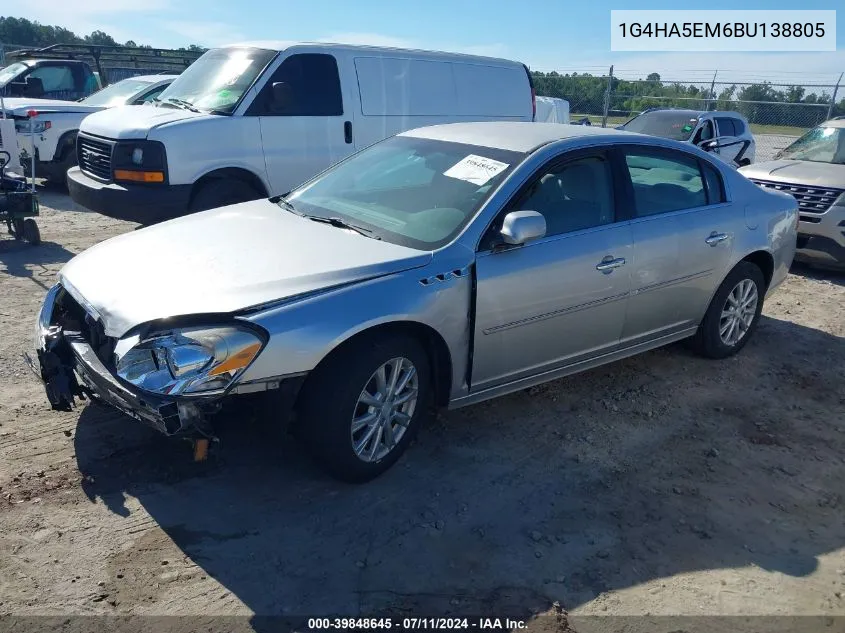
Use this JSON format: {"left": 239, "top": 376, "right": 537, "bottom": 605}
{"left": 444, "top": 155, "right": 509, "bottom": 185}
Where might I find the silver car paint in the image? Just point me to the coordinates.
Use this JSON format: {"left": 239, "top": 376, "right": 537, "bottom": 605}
{"left": 58, "top": 201, "right": 431, "bottom": 338}
{"left": 56, "top": 124, "right": 797, "bottom": 409}
{"left": 740, "top": 157, "right": 845, "bottom": 267}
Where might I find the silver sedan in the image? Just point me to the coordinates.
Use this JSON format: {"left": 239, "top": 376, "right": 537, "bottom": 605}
{"left": 31, "top": 122, "right": 798, "bottom": 482}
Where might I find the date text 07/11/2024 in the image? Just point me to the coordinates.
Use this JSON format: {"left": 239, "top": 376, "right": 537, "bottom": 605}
{"left": 305, "top": 617, "right": 528, "bottom": 630}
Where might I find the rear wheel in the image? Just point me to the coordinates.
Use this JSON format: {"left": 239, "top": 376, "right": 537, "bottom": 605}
{"left": 692, "top": 261, "right": 765, "bottom": 359}
{"left": 297, "top": 334, "right": 432, "bottom": 483}
{"left": 188, "top": 179, "right": 262, "bottom": 213}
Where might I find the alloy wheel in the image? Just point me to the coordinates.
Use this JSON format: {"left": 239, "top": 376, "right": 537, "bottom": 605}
{"left": 719, "top": 279, "right": 758, "bottom": 347}
{"left": 351, "top": 357, "right": 419, "bottom": 462}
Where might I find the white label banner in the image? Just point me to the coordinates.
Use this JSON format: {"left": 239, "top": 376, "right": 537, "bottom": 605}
{"left": 611, "top": 10, "right": 836, "bottom": 52}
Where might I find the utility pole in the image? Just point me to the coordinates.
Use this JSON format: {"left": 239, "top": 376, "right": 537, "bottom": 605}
{"left": 827, "top": 72, "right": 843, "bottom": 120}
{"left": 708, "top": 70, "right": 718, "bottom": 110}
{"left": 602, "top": 65, "right": 614, "bottom": 127}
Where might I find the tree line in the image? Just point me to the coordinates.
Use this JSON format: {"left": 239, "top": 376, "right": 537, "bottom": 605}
{"left": 0, "top": 16, "right": 205, "bottom": 52}
{"left": 532, "top": 70, "right": 844, "bottom": 127}
{"left": 2, "top": 17, "right": 841, "bottom": 126}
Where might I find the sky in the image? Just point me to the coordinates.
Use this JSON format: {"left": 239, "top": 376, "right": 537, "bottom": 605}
{"left": 21, "top": 0, "right": 845, "bottom": 85}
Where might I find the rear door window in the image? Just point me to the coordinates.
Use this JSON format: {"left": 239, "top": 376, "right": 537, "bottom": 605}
{"left": 623, "top": 150, "right": 708, "bottom": 217}
{"left": 28, "top": 65, "right": 75, "bottom": 92}
{"left": 715, "top": 117, "right": 737, "bottom": 137}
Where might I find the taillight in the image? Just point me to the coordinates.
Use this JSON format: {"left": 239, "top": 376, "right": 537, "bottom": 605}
{"left": 531, "top": 88, "right": 536, "bottom": 121}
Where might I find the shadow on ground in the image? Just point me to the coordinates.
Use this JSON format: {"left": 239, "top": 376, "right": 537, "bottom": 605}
{"left": 790, "top": 261, "right": 845, "bottom": 287}
{"left": 73, "top": 315, "right": 845, "bottom": 626}
{"left": 0, "top": 232, "right": 75, "bottom": 286}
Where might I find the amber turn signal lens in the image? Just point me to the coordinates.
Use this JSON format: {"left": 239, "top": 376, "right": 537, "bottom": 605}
{"left": 114, "top": 169, "right": 164, "bottom": 183}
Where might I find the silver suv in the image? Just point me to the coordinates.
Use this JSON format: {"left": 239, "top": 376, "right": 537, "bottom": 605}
{"left": 619, "top": 109, "right": 755, "bottom": 168}
{"left": 740, "top": 118, "right": 845, "bottom": 269}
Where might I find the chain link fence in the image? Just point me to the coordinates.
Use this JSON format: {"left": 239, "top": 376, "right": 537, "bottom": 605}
{"left": 533, "top": 69, "right": 843, "bottom": 162}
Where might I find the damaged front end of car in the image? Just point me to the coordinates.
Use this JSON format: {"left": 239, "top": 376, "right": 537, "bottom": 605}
{"left": 26, "top": 283, "right": 272, "bottom": 440}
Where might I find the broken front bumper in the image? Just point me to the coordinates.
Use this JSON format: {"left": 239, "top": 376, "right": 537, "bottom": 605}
{"left": 27, "top": 286, "right": 220, "bottom": 436}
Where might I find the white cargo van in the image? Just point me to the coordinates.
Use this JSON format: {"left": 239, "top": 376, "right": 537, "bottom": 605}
{"left": 67, "top": 42, "right": 536, "bottom": 224}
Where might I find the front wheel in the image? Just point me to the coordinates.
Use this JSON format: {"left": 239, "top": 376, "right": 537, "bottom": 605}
{"left": 692, "top": 261, "right": 765, "bottom": 359}
{"left": 188, "top": 179, "right": 262, "bottom": 213}
{"left": 297, "top": 334, "right": 433, "bottom": 483}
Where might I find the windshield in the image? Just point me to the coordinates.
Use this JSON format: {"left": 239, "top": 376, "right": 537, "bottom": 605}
{"left": 155, "top": 47, "right": 276, "bottom": 114}
{"left": 778, "top": 126, "right": 845, "bottom": 164}
{"left": 287, "top": 135, "right": 524, "bottom": 250}
{"left": 622, "top": 111, "right": 700, "bottom": 141}
{"left": 81, "top": 78, "right": 155, "bottom": 107}
{"left": 0, "top": 62, "right": 29, "bottom": 87}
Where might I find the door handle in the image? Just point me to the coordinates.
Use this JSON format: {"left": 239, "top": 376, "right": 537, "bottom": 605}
{"left": 596, "top": 256, "right": 626, "bottom": 274}
{"left": 344, "top": 120, "right": 353, "bottom": 144}
{"left": 705, "top": 232, "right": 729, "bottom": 246}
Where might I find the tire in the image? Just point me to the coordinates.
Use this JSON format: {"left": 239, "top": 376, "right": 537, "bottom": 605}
{"left": 692, "top": 261, "right": 765, "bottom": 359}
{"left": 188, "top": 179, "right": 262, "bottom": 213}
{"left": 297, "top": 333, "right": 433, "bottom": 483}
{"left": 12, "top": 218, "right": 24, "bottom": 240}
{"left": 23, "top": 218, "right": 40, "bottom": 245}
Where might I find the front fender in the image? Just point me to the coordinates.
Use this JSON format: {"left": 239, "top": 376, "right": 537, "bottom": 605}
{"left": 238, "top": 246, "right": 475, "bottom": 400}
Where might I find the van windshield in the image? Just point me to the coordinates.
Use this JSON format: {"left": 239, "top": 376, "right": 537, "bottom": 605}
{"left": 155, "top": 47, "right": 276, "bottom": 114}
{"left": 286, "top": 135, "right": 524, "bottom": 250}
{"left": 0, "top": 62, "right": 28, "bottom": 87}
{"left": 621, "top": 111, "right": 701, "bottom": 141}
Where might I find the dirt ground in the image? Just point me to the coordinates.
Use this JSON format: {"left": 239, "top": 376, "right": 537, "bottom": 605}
{"left": 1, "top": 193, "right": 844, "bottom": 632}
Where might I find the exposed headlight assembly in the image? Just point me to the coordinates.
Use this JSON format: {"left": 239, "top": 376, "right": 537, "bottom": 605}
{"left": 116, "top": 325, "right": 265, "bottom": 396}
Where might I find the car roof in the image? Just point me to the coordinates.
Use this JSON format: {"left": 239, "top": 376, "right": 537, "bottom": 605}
{"left": 221, "top": 40, "right": 519, "bottom": 65}
{"left": 638, "top": 108, "right": 747, "bottom": 119}
{"left": 400, "top": 121, "right": 642, "bottom": 153}
{"left": 119, "top": 74, "right": 179, "bottom": 83}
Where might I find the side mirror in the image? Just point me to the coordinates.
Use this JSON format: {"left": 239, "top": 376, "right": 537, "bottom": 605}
{"left": 24, "top": 76, "right": 44, "bottom": 98}
{"left": 499, "top": 210, "right": 546, "bottom": 246}
{"left": 271, "top": 82, "right": 293, "bottom": 109}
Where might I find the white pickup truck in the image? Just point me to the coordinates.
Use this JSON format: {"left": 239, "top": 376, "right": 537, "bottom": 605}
{"left": 3, "top": 75, "right": 176, "bottom": 184}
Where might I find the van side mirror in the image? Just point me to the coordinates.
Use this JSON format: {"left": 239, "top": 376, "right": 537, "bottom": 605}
{"left": 271, "top": 82, "right": 293, "bottom": 109}
{"left": 499, "top": 210, "right": 546, "bottom": 246}
{"left": 700, "top": 139, "right": 718, "bottom": 151}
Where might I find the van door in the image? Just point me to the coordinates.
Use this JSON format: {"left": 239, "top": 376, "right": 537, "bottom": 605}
{"left": 246, "top": 52, "right": 353, "bottom": 195}
{"left": 352, "top": 56, "right": 459, "bottom": 148}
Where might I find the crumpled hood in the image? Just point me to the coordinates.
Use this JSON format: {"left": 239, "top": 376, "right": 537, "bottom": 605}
{"left": 59, "top": 199, "right": 431, "bottom": 338}
{"left": 80, "top": 104, "right": 209, "bottom": 139}
{"left": 739, "top": 160, "right": 845, "bottom": 187}
{"left": 1, "top": 97, "right": 95, "bottom": 116}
